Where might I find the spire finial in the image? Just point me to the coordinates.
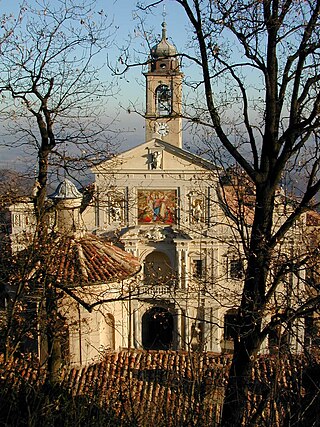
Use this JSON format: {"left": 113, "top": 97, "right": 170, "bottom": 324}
{"left": 162, "top": 4, "right": 167, "bottom": 21}
{"left": 161, "top": 5, "right": 167, "bottom": 40}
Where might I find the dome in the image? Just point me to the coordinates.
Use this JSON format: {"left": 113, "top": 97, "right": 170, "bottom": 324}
{"left": 151, "top": 22, "right": 177, "bottom": 58}
{"left": 48, "top": 234, "right": 141, "bottom": 285}
{"left": 14, "top": 233, "right": 141, "bottom": 286}
{"left": 49, "top": 178, "right": 82, "bottom": 200}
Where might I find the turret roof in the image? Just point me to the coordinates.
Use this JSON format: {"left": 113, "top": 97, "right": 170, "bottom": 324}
{"left": 49, "top": 178, "right": 82, "bottom": 200}
{"left": 151, "top": 21, "right": 177, "bottom": 58}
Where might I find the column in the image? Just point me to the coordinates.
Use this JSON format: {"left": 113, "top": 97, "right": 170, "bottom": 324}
{"left": 177, "top": 248, "right": 182, "bottom": 289}
{"left": 184, "top": 249, "right": 188, "bottom": 290}
{"left": 133, "top": 303, "right": 139, "bottom": 348}
{"left": 176, "top": 308, "right": 182, "bottom": 349}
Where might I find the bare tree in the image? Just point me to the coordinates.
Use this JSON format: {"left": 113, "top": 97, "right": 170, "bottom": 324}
{"left": 0, "top": 0, "right": 116, "bottom": 221}
{"left": 0, "top": 0, "right": 119, "bottom": 382}
{"left": 135, "top": 1, "right": 320, "bottom": 425}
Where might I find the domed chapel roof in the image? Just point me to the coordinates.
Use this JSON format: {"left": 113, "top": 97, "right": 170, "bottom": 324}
{"left": 12, "top": 178, "right": 141, "bottom": 287}
{"left": 151, "top": 21, "right": 177, "bottom": 58}
{"left": 13, "top": 234, "right": 141, "bottom": 287}
{"left": 46, "top": 234, "right": 141, "bottom": 286}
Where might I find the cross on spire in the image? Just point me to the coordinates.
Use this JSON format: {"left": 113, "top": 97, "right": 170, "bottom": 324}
{"left": 162, "top": 4, "right": 167, "bottom": 21}
{"left": 161, "top": 4, "right": 167, "bottom": 40}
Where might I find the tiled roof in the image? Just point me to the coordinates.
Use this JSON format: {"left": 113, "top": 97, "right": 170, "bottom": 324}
{"left": 14, "top": 233, "right": 141, "bottom": 286}
{"left": 0, "top": 351, "right": 312, "bottom": 426}
{"left": 306, "top": 210, "right": 320, "bottom": 226}
{"left": 220, "top": 185, "right": 255, "bottom": 224}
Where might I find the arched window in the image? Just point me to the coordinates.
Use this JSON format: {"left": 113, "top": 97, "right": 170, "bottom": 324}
{"left": 224, "top": 309, "right": 238, "bottom": 341}
{"left": 156, "top": 84, "right": 171, "bottom": 116}
{"left": 143, "top": 251, "right": 172, "bottom": 285}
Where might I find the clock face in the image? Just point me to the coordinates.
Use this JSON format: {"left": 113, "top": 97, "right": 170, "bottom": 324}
{"left": 155, "top": 122, "right": 169, "bottom": 136}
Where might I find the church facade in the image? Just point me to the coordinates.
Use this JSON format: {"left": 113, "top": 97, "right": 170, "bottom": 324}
{"left": 75, "top": 22, "right": 239, "bottom": 357}
{"left": 78, "top": 21, "right": 310, "bottom": 361}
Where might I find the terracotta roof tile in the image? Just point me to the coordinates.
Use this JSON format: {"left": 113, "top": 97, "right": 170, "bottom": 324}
{"left": 0, "top": 351, "right": 312, "bottom": 426}
{"left": 14, "top": 233, "right": 141, "bottom": 286}
{"left": 306, "top": 210, "right": 320, "bottom": 226}
{"left": 220, "top": 185, "right": 255, "bottom": 225}
{"left": 57, "top": 234, "right": 141, "bottom": 285}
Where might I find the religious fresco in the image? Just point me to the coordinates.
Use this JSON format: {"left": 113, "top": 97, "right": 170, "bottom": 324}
{"left": 138, "top": 189, "right": 177, "bottom": 224}
{"left": 188, "top": 191, "right": 205, "bottom": 223}
{"left": 190, "top": 197, "right": 205, "bottom": 223}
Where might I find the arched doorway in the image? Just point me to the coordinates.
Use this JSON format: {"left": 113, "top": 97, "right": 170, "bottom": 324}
{"left": 142, "top": 307, "right": 174, "bottom": 350}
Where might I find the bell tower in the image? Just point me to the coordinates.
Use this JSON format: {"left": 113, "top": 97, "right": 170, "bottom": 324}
{"left": 144, "top": 21, "right": 183, "bottom": 148}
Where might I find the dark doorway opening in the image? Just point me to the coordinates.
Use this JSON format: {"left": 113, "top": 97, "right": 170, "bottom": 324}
{"left": 142, "top": 307, "right": 173, "bottom": 350}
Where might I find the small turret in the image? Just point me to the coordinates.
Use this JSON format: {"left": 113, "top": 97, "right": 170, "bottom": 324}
{"left": 49, "top": 178, "right": 84, "bottom": 235}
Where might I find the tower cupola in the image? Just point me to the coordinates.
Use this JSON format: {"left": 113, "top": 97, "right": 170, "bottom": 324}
{"left": 148, "top": 20, "right": 180, "bottom": 74}
{"left": 151, "top": 22, "right": 177, "bottom": 59}
{"left": 49, "top": 178, "right": 84, "bottom": 235}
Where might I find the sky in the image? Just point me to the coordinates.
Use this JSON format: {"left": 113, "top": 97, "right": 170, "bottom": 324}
{"left": 0, "top": 0, "right": 192, "bottom": 170}
{"left": 1, "top": 1, "right": 318, "bottom": 201}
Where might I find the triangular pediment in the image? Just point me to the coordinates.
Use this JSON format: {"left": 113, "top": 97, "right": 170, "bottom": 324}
{"left": 93, "top": 139, "right": 216, "bottom": 174}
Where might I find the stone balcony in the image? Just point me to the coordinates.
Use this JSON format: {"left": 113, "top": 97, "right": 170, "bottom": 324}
{"left": 138, "top": 284, "right": 174, "bottom": 298}
{"left": 137, "top": 281, "right": 203, "bottom": 300}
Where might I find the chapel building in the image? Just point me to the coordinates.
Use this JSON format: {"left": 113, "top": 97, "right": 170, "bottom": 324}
{"left": 80, "top": 21, "right": 309, "bottom": 358}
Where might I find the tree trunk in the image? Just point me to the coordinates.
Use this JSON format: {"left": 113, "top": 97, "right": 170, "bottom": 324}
{"left": 34, "top": 148, "right": 50, "bottom": 223}
{"left": 45, "top": 284, "right": 62, "bottom": 384}
{"left": 221, "top": 185, "right": 275, "bottom": 426}
{"left": 34, "top": 147, "right": 62, "bottom": 383}
{"left": 221, "top": 347, "right": 255, "bottom": 426}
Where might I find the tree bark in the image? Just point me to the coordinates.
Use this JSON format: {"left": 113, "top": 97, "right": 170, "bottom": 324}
{"left": 45, "top": 284, "right": 62, "bottom": 384}
{"left": 221, "top": 185, "right": 275, "bottom": 426}
{"left": 34, "top": 146, "right": 63, "bottom": 383}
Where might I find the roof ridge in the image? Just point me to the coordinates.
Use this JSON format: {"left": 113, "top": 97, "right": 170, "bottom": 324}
{"left": 75, "top": 240, "right": 89, "bottom": 282}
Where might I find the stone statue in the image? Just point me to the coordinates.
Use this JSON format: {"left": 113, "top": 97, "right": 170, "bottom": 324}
{"left": 192, "top": 199, "right": 203, "bottom": 222}
{"left": 110, "top": 205, "right": 121, "bottom": 222}
{"left": 151, "top": 151, "right": 161, "bottom": 169}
